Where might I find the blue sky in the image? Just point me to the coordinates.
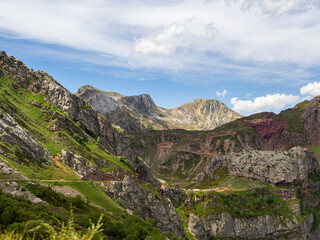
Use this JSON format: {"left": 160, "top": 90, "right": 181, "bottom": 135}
{"left": 1, "top": 0, "right": 320, "bottom": 115}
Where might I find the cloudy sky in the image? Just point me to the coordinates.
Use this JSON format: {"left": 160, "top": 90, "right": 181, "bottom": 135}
{"left": 0, "top": 0, "right": 320, "bottom": 115}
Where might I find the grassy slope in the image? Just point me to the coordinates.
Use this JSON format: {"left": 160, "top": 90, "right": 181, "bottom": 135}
{"left": 57, "top": 181, "right": 123, "bottom": 215}
{"left": 273, "top": 100, "right": 310, "bottom": 132}
{"left": 0, "top": 70, "right": 135, "bottom": 179}
{"left": 0, "top": 69, "right": 169, "bottom": 239}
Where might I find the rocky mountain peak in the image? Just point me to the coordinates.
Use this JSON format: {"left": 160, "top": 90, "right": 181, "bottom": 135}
{"left": 121, "top": 94, "right": 158, "bottom": 116}
{"left": 77, "top": 85, "right": 242, "bottom": 132}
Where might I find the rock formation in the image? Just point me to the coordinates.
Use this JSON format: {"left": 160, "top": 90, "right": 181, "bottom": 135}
{"left": 205, "top": 147, "right": 318, "bottom": 186}
{"left": 76, "top": 85, "right": 242, "bottom": 132}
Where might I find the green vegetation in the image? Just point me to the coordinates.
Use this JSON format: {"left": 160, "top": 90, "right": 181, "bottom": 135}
{"left": 273, "top": 100, "right": 310, "bottom": 132}
{"left": 183, "top": 189, "right": 294, "bottom": 219}
{"left": 309, "top": 145, "right": 320, "bottom": 165}
{"left": 175, "top": 207, "right": 195, "bottom": 240}
{"left": 198, "top": 167, "right": 266, "bottom": 191}
{"left": 0, "top": 183, "right": 166, "bottom": 239}
{"left": 1, "top": 213, "right": 103, "bottom": 240}
{"left": 57, "top": 181, "right": 124, "bottom": 215}
{"left": 244, "top": 112, "right": 266, "bottom": 120}
{"left": 198, "top": 166, "right": 229, "bottom": 189}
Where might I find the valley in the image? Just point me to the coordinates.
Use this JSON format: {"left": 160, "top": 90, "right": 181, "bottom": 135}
{"left": 0, "top": 51, "right": 320, "bottom": 239}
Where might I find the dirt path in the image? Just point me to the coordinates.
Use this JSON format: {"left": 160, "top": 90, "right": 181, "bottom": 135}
{"left": 188, "top": 186, "right": 229, "bottom": 193}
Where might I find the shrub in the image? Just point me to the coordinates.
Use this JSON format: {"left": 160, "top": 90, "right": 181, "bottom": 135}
{"left": 1, "top": 206, "right": 17, "bottom": 225}
{"left": 71, "top": 195, "right": 86, "bottom": 209}
{"left": 24, "top": 220, "right": 53, "bottom": 240}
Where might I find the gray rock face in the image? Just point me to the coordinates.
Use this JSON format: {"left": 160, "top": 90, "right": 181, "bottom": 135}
{"left": 60, "top": 150, "right": 91, "bottom": 178}
{"left": 0, "top": 159, "right": 20, "bottom": 175}
{"left": 205, "top": 146, "right": 318, "bottom": 186}
{"left": 188, "top": 212, "right": 302, "bottom": 240}
{"left": 121, "top": 94, "right": 159, "bottom": 116}
{"left": 60, "top": 150, "right": 126, "bottom": 181}
{"left": 160, "top": 184, "right": 187, "bottom": 207}
{"left": 0, "top": 113, "right": 52, "bottom": 164}
{"left": 188, "top": 213, "right": 207, "bottom": 240}
{"left": 102, "top": 176, "right": 185, "bottom": 238}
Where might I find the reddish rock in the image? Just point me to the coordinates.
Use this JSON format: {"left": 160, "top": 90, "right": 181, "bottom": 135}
{"left": 249, "top": 113, "right": 286, "bottom": 141}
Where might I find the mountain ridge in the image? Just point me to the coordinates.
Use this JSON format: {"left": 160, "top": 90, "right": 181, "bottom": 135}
{"left": 76, "top": 84, "right": 242, "bottom": 132}
{"left": 1, "top": 51, "right": 320, "bottom": 240}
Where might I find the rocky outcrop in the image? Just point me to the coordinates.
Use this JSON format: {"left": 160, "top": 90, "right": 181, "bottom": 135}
{"left": 302, "top": 96, "right": 320, "bottom": 144}
{"left": 160, "top": 184, "right": 187, "bottom": 207}
{"left": 101, "top": 176, "right": 185, "bottom": 238}
{"left": 60, "top": 150, "right": 95, "bottom": 178}
{"left": 0, "top": 181, "right": 46, "bottom": 204}
{"left": 59, "top": 150, "right": 126, "bottom": 181}
{"left": 76, "top": 85, "right": 242, "bottom": 132}
{"left": 0, "top": 112, "right": 52, "bottom": 164}
{"left": 0, "top": 159, "right": 20, "bottom": 176}
{"left": 205, "top": 147, "right": 318, "bottom": 186}
{"left": 52, "top": 185, "right": 85, "bottom": 199}
{"left": 188, "top": 212, "right": 302, "bottom": 240}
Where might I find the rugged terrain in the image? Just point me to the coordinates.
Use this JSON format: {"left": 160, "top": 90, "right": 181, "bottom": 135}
{"left": 76, "top": 85, "right": 241, "bottom": 132}
{"left": 1, "top": 51, "right": 320, "bottom": 240}
{"left": 129, "top": 99, "right": 320, "bottom": 185}
{"left": 0, "top": 51, "right": 184, "bottom": 239}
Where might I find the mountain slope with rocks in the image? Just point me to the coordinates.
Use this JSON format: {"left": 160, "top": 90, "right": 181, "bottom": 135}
{"left": 129, "top": 98, "right": 320, "bottom": 186}
{"left": 1, "top": 51, "right": 320, "bottom": 240}
{"left": 0, "top": 51, "right": 184, "bottom": 239}
{"left": 76, "top": 85, "right": 242, "bottom": 132}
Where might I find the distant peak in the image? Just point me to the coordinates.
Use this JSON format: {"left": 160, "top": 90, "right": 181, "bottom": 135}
{"left": 78, "top": 85, "right": 96, "bottom": 91}
{"left": 76, "top": 85, "right": 123, "bottom": 98}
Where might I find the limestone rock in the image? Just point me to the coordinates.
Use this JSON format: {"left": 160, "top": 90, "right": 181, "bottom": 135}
{"left": 0, "top": 113, "right": 52, "bottom": 164}
{"left": 101, "top": 176, "right": 185, "bottom": 238}
{"left": 188, "top": 213, "right": 207, "bottom": 240}
{"left": 206, "top": 146, "right": 318, "bottom": 186}
{"left": 0, "top": 160, "right": 20, "bottom": 175}
{"left": 160, "top": 184, "right": 187, "bottom": 207}
{"left": 188, "top": 212, "right": 302, "bottom": 240}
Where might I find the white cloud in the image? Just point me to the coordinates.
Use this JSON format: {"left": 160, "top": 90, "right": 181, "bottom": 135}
{"left": 231, "top": 93, "right": 300, "bottom": 115}
{"left": 216, "top": 89, "right": 228, "bottom": 98}
{"left": 300, "top": 81, "right": 320, "bottom": 96}
{"left": 242, "top": 0, "right": 319, "bottom": 15}
{"left": 134, "top": 24, "right": 190, "bottom": 56}
{"left": 0, "top": 0, "right": 320, "bottom": 80}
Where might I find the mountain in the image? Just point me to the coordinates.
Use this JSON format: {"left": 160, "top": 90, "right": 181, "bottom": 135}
{"left": 1, "top": 51, "right": 320, "bottom": 240}
{"left": 0, "top": 51, "right": 184, "bottom": 239}
{"left": 76, "top": 85, "right": 242, "bottom": 132}
{"left": 129, "top": 97, "right": 320, "bottom": 182}
{"left": 130, "top": 98, "right": 320, "bottom": 185}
